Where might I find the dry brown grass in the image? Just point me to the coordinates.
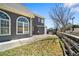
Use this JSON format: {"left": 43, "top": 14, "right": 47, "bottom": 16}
{"left": 0, "top": 35, "right": 63, "bottom": 56}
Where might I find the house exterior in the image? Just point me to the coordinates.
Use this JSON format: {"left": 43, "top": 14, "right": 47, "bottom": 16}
{"left": 0, "top": 3, "right": 45, "bottom": 42}
{"left": 32, "top": 15, "right": 45, "bottom": 35}
{"left": 47, "top": 28, "right": 57, "bottom": 35}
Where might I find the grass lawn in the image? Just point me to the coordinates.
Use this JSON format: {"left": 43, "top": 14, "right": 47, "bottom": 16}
{"left": 0, "top": 35, "right": 63, "bottom": 56}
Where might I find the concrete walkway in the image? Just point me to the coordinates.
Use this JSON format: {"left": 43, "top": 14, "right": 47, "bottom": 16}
{"left": 0, "top": 34, "right": 54, "bottom": 51}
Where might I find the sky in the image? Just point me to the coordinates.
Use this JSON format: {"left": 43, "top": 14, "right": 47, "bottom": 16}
{"left": 22, "top": 3, "right": 79, "bottom": 29}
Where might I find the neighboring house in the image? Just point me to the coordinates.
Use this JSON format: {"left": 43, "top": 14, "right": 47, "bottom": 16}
{"left": 0, "top": 3, "right": 45, "bottom": 42}
{"left": 47, "top": 28, "right": 57, "bottom": 35}
{"left": 32, "top": 15, "right": 45, "bottom": 35}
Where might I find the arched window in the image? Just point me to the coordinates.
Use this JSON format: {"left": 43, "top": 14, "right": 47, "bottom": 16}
{"left": 16, "top": 16, "right": 29, "bottom": 34}
{"left": 0, "top": 10, "right": 11, "bottom": 36}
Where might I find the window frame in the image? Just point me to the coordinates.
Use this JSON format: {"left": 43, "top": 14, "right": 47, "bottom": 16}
{"left": 0, "top": 10, "right": 11, "bottom": 36}
{"left": 16, "top": 16, "right": 29, "bottom": 35}
{"left": 38, "top": 18, "right": 41, "bottom": 23}
{"left": 41, "top": 19, "right": 44, "bottom": 24}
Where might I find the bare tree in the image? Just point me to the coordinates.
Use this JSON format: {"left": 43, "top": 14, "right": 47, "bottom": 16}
{"left": 49, "top": 4, "right": 74, "bottom": 32}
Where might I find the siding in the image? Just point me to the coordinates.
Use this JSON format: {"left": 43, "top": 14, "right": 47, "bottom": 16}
{"left": 0, "top": 9, "right": 30, "bottom": 42}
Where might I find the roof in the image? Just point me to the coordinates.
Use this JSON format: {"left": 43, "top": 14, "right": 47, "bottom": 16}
{"left": 34, "top": 13, "right": 45, "bottom": 19}
{"left": 0, "top": 3, "right": 35, "bottom": 18}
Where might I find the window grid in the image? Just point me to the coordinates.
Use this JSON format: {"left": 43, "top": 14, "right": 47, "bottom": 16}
{"left": 16, "top": 16, "right": 29, "bottom": 35}
{"left": 24, "top": 23, "right": 29, "bottom": 34}
{"left": 17, "top": 22, "right": 23, "bottom": 34}
{"left": 0, "top": 10, "right": 11, "bottom": 36}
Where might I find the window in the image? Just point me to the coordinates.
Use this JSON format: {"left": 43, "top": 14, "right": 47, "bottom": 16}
{"left": 38, "top": 18, "right": 44, "bottom": 23}
{"left": 38, "top": 18, "right": 41, "bottom": 22}
{"left": 24, "top": 23, "right": 29, "bottom": 34}
{"left": 18, "top": 22, "right": 23, "bottom": 33}
{"left": 16, "top": 16, "right": 29, "bottom": 34}
{"left": 0, "top": 10, "right": 11, "bottom": 36}
{"left": 41, "top": 20, "right": 44, "bottom": 23}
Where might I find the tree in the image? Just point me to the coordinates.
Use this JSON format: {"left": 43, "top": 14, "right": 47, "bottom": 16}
{"left": 72, "top": 24, "right": 79, "bottom": 28}
{"left": 49, "top": 4, "right": 75, "bottom": 32}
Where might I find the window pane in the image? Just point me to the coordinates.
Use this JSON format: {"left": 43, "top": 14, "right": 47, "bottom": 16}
{"left": 1, "top": 20, "right": 9, "bottom": 27}
{"left": 24, "top": 23, "right": 29, "bottom": 34}
{"left": 24, "top": 23, "right": 28, "bottom": 32}
{"left": 6, "top": 21, "right": 9, "bottom": 27}
{"left": 41, "top": 20, "right": 44, "bottom": 23}
{"left": 1, "top": 20, "right": 9, "bottom": 34}
{"left": 1, "top": 20, "right": 6, "bottom": 27}
{"left": 0, "top": 12, "right": 9, "bottom": 19}
{"left": 18, "top": 22, "right": 23, "bottom": 33}
{"left": 38, "top": 18, "right": 40, "bottom": 22}
{"left": 1, "top": 27, "right": 9, "bottom": 34}
{"left": 18, "top": 17, "right": 28, "bottom": 23}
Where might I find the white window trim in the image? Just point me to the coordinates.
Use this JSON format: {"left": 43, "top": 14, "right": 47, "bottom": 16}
{"left": 0, "top": 10, "right": 11, "bottom": 36}
{"left": 41, "top": 19, "right": 44, "bottom": 23}
{"left": 16, "top": 16, "right": 29, "bottom": 35}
